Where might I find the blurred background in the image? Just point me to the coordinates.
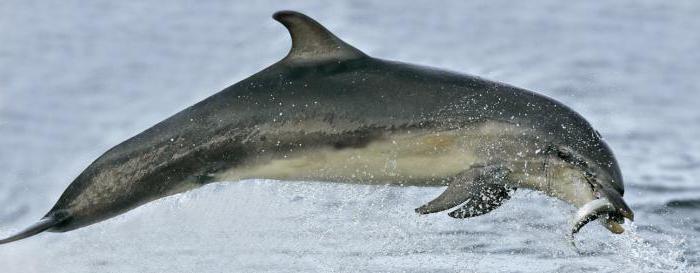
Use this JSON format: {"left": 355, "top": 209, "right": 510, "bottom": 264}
{"left": 0, "top": 0, "right": 698, "bottom": 272}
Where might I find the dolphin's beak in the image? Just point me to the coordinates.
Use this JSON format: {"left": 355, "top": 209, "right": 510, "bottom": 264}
{"left": 594, "top": 180, "right": 635, "bottom": 222}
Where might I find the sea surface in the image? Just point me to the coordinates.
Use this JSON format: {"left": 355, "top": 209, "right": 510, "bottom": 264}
{"left": 0, "top": 1, "right": 698, "bottom": 272}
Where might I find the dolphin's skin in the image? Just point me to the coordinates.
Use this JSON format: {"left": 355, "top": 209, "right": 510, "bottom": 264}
{"left": 0, "top": 10, "right": 633, "bottom": 245}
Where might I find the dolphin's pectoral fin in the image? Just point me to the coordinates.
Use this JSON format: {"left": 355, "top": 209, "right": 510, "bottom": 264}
{"left": 273, "top": 10, "right": 367, "bottom": 64}
{"left": 415, "top": 165, "right": 511, "bottom": 215}
{"left": 447, "top": 185, "right": 514, "bottom": 219}
{"left": 414, "top": 173, "right": 475, "bottom": 215}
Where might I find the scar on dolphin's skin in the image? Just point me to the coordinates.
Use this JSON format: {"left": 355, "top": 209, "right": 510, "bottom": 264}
{"left": 0, "top": 10, "right": 632, "bottom": 245}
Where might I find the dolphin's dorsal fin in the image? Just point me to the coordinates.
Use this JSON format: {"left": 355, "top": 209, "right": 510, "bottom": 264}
{"left": 273, "top": 10, "right": 367, "bottom": 64}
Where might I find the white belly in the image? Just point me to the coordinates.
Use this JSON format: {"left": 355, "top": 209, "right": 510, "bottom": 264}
{"left": 216, "top": 122, "right": 537, "bottom": 186}
{"left": 219, "top": 130, "right": 476, "bottom": 185}
{"left": 214, "top": 121, "right": 596, "bottom": 207}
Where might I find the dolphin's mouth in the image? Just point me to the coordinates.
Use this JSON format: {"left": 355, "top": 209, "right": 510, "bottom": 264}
{"left": 544, "top": 145, "right": 634, "bottom": 237}
{"left": 563, "top": 151, "right": 634, "bottom": 238}
{"left": 570, "top": 186, "right": 634, "bottom": 238}
{"left": 572, "top": 198, "right": 624, "bottom": 236}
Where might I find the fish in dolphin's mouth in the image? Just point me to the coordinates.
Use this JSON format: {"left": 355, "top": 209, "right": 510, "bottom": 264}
{"left": 1, "top": 10, "right": 633, "bottom": 245}
{"left": 551, "top": 146, "right": 634, "bottom": 237}
{"left": 572, "top": 181, "right": 634, "bottom": 237}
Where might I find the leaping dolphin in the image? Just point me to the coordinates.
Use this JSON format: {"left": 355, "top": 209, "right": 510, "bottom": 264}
{"left": 0, "top": 10, "right": 633, "bottom": 245}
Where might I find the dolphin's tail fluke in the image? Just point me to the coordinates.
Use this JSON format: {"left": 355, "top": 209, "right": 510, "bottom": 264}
{"left": 0, "top": 216, "right": 61, "bottom": 245}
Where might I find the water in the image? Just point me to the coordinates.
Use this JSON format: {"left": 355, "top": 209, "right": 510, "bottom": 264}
{"left": 0, "top": 1, "right": 698, "bottom": 272}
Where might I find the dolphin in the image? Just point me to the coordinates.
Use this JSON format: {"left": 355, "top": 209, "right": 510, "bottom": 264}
{"left": 0, "top": 10, "right": 633, "bottom": 245}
